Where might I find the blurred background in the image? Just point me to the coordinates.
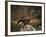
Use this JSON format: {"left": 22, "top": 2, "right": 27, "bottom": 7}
{"left": 11, "top": 5, "right": 42, "bottom": 32}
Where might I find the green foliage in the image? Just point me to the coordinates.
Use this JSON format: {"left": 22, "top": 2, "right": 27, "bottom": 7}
{"left": 11, "top": 22, "right": 17, "bottom": 32}
{"left": 11, "top": 21, "right": 22, "bottom": 32}
{"left": 32, "top": 24, "right": 42, "bottom": 31}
